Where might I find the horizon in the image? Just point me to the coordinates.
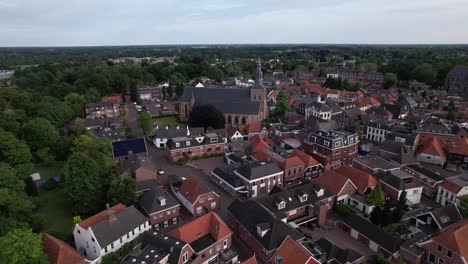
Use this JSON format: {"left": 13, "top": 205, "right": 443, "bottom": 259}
{"left": 1, "top": 0, "right": 468, "bottom": 47}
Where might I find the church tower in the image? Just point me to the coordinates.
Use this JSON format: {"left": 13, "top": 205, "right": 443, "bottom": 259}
{"left": 250, "top": 58, "right": 268, "bottom": 120}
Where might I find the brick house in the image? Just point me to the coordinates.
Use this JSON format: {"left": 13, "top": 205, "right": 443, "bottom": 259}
{"left": 42, "top": 233, "right": 86, "bottom": 264}
{"left": 174, "top": 176, "right": 220, "bottom": 216}
{"left": 168, "top": 212, "right": 233, "bottom": 264}
{"left": 303, "top": 129, "right": 359, "bottom": 170}
{"left": 85, "top": 101, "right": 120, "bottom": 119}
{"left": 340, "top": 215, "right": 403, "bottom": 261}
{"left": 270, "top": 236, "right": 320, "bottom": 264}
{"left": 290, "top": 149, "right": 323, "bottom": 179}
{"left": 227, "top": 199, "right": 304, "bottom": 264}
{"left": 138, "top": 87, "right": 161, "bottom": 101}
{"left": 166, "top": 130, "right": 225, "bottom": 162}
{"left": 256, "top": 182, "right": 335, "bottom": 227}
{"left": 402, "top": 164, "right": 445, "bottom": 199}
{"left": 420, "top": 220, "right": 468, "bottom": 264}
{"left": 233, "top": 159, "right": 284, "bottom": 198}
{"left": 137, "top": 188, "right": 180, "bottom": 230}
{"left": 73, "top": 204, "right": 150, "bottom": 261}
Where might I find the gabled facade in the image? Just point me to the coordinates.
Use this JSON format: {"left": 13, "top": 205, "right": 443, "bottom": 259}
{"left": 73, "top": 204, "right": 150, "bottom": 261}
{"left": 270, "top": 236, "right": 320, "bottom": 264}
{"left": 380, "top": 170, "right": 424, "bottom": 205}
{"left": 436, "top": 175, "right": 468, "bottom": 206}
{"left": 85, "top": 101, "right": 120, "bottom": 119}
{"left": 137, "top": 188, "right": 180, "bottom": 229}
{"left": 175, "top": 176, "right": 220, "bottom": 216}
{"left": 166, "top": 130, "right": 226, "bottom": 162}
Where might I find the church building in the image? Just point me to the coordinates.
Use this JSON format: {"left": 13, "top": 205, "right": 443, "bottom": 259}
{"left": 179, "top": 59, "right": 268, "bottom": 129}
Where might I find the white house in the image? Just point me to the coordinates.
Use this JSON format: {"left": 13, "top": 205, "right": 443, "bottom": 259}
{"left": 73, "top": 204, "right": 150, "bottom": 262}
{"left": 436, "top": 176, "right": 468, "bottom": 206}
{"left": 304, "top": 102, "right": 332, "bottom": 121}
{"left": 380, "top": 170, "right": 424, "bottom": 205}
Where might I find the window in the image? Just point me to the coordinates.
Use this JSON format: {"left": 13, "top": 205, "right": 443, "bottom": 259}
{"left": 208, "top": 195, "right": 213, "bottom": 200}
{"left": 211, "top": 202, "right": 216, "bottom": 209}
{"left": 91, "top": 237, "right": 94, "bottom": 242}
{"left": 127, "top": 234, "right": 129, "bottom": 239}
{"left": 210, "top": 137, "right": 218, "bottom": 143}
{"left": 105, "top": 247, "right": 108, "bottom": 253}
{"left": 224, "top": 239, "right": 228, "bottom": 249}
{"left": 183, "top": 252, "right": 189, "bottom": 263}
{"left": 172, "top": 208, "right": 176, "bottom": 213}
{"left": 278, "top": 201, "right": 285, "bottom": 209}
{"left": 77, "top": 230, "right": 80, "bottom": 234}
{"left": 199, "top": 197, "right": 205, "bottom": 203}
{"left": 176, "top": 142, "right": 180, "bottom": 148}
{"left": 216, "top": 244, "right": 221, "bottom": 251}
{"left": 111, "top": 243, "right": 114, "bottom": 249}
{"left": 447, "top": 250, "right": 453, "bottom": 258}
{"left": 167, "top": 210, "right": 170, "bottom": 215}
{"left": 437, "top": 244, "right": 442, "bottom": 252}
{"left": 186, "top": 141, "right": 190, "bottom": 146}
{"left": 438, "top": 259, "right": 445, "bottom": 264}
{"left": 120, "top": 238, "right": 122, "bottom": 243}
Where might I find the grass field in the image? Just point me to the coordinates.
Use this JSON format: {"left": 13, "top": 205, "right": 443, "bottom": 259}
{"left": 33, "top": 161, "right": 64, "bottom": 179}
{"left": 153, "top": 116, "right": 186, "bottom": 128}
{"left": 34, "top": 188, "right": 74, "bottom": 236}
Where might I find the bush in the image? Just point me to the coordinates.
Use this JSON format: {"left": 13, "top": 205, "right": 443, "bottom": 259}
{"left": 101, "top": 253, "right": 118, "bottom": 264}
{"left": 42, "top": 177, "right": 60, "bottom": 190}
{"left": 334, "top": 203, "right": 356, "bottom": 218}
{"left": 119, "top": 242, "right": 134, "bottom": 257}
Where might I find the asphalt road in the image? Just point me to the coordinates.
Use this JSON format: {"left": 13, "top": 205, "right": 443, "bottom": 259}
{"left": 125, "top": 95, "right": 144, "bottom": 137}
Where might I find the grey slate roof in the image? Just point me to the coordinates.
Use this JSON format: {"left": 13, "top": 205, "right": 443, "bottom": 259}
{"left": 381, "top": 170, "right": 423, "bottom": 190}
{"left": 343, "top": 215, "right": 403, "bottom": 253}
{"left": 306, "top": 129, "right": 358, "bottom": 150}
{"left": 418, "top": 117, "right": 453, "bottom": 135}
{"left": 138, "top": 188, "right": 179, "bottom": 215}
{"left": 314, "top": 238, "right": 363, "bottom": 264}
{"left": 407, "top": 164, "right": 445, "bottom": 182}
{"left": 353, "top": 154, "right": 399, "bottom": 171}
{"left": 92, "top": 206, "right": 148, "bottom": 248}
{"left": 227, "top": 199, "right": 304, "bottom": 251}
{"left": 151, "top": 126, "right": 204, "bottom": 139}
{"left": 305, "top": 116, "right": 340, "bottom": 131}
{"left": 181, "top": 87, "right": 260, "bottom": 115}
{"left": 136, "top": 229, "right": 187, "bottom": 264}
{"left": 235, "top": 160, "right": 283, "bottom": 181}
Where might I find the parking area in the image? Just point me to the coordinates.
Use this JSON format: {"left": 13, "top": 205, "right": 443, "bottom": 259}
{"left": 303, "top": 226, "right": 374, "bottom": 258}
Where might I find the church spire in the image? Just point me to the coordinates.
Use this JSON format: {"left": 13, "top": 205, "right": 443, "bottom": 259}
{"left": 255, "top": 58, "right": 264, "bottom": 89}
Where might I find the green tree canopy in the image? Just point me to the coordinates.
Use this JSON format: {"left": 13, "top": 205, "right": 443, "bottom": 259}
{"left": 64, "top": 93, "right": 86, "bottom": 117}
{"left": 459, "top": 196, "right": 468, "bottom": 219}
{"left": 138, "top": 111, "right": 152, "bottom": 136}
{"left": 0, "top": 229, "right": 48, "bottom": 264}
{"left": 64, "top": 152, "right": 103, "bottom": 214}
{"left": 0, "top": 128, "right": 33, "bottom": 178}
{"left": 107, "top": 177, "right": 136, "bottom": 206}
{"left": 274, "top": 90, "right": 290, "bottom": 118}
{"left": 411, "top": 63, "right": 437, "bottom": 84}
{"left": 367, "top": 184, "right": 385, "bottom": 207}
{"left": 22, "top": 117, "right": 59, "bottom": 151}
{"left": 383, "top": 73, "right": 398, "bottom": 89}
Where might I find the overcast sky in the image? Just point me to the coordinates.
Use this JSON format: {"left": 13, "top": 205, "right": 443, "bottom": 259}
{"left": 1, "top": 0, "right": 467, "bottom": 46}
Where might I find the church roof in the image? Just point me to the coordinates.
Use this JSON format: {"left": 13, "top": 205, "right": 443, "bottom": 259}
{"left": 181, "top": 87, "right": 261, "bottom": 115}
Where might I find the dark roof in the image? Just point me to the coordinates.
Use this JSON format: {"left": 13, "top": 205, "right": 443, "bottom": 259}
{"left": 415, "top": 204, "right": 462, "bottom": 229}
{"left": 381, "top": 170, "right": 423, "bottom": 190}
{"left": 131, "top": 229, "right": 187, "bottom": 264}
{"left": 121, "top": 244, "right": 169, "bottom": 264}
{"left": 166, "top": 133, "right": 223, "bottom": 150}
{"left": 304, "top": 116, "right": 340, "bottom": 131}
{"left": 448, "top": 65, "right": 468, "bottom": 76}
{"left": 151, "top": 126, "right": 204, "bottom": 139}
{"left": 212, "top": 167, "right": 245, "bottom": 188}
{"left": 236, "top": 160, "right": 283, "bottom": 181}
{"left": 256, "top": 182, "right": 333, "bottom": 217}
{"left": 138, "top": 188, "right": 179, "bottom": 215}
{"left": 112, "top": 138, "right": 148, "bottom": 158}
{"left": 407, "top": 164, "right": 445, "bottom": 182}
{"left": 343, "top": 215, "right": 403, "bottom": 253}
{"left": 227, "top": 199, "right": 304, "bottom": 251}
{"left": 382, "top": 104, "right": 403, "bottom": 119}
{"left": 136, "top": 179, "right": 162, "bottom": 193}
{"left": 306, "top": 129, "right": 358, "bottom": 149}
{"left": 314, "top": 238, "right": 363, "bottom": 264}
{"left": 418, "top": 118, "right": 453, "bottom": 135}
{"left": 353, "top": 154, "right": 399, "bottom": 171}
{"left": 181, "top": 87, "right": 260, "bottom": 115}
{"left": 91, "top": 206, "right": 148, "bottom": 247}
{"left": 189, "top": 234, "right": 216, "bottom": 253}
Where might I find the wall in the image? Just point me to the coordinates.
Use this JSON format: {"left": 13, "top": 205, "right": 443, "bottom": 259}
{"left": 192, "top": 192, "right": 220, "bottom": 216}
{"left": 149, "top": 205, "right": 180, "bottom": 228}
{"left": 175, "top": 192, "right": 195, "bottom": 215}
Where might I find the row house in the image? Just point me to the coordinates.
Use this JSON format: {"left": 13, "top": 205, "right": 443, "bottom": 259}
{"left": 311, "top": 238, "right": 364, "bottom": 264}
{"left": 138, "top": 87, "right": 162, "bottom": 101}
{"left": 270, "top": 236, "right": 320, "bottom": 264}
{"left": 352, "top": 154, "right": 400, "bottom": 176}
{"left": 166, "top": 130, "right": 225, "bottom": 162}
{"left": 436, "top": 175, "right": 468, "bottom": 206}
{"left": 152, "top": 126, "right": 203, "bottom": 148}
{"left": 366, "top": 120, "right": 396, "bottom": 143}
{"left": 256, "top": 182, "right": 334, "bottom": 227}
{"left": 380, "top": 170, "right": 424, "bottom": 205}
{"left": 85, "top": 101, "right": 120, "bottom": 119}
{"left": 328, "top": 69, "right": 384, "bottom": 85}
{"left": 212, "top": 159, "right": 284, "bottom": 198}
{"left": 303, "top": 129, "right": 359, "bottom": 170}
{"left": 73, "top": 204, "right": 150, "bottom": 261}
{"left": 402, "top": 164, "right": 445, "bottom": 199}
{"left": 304, "top": 102, "right": 332, "bottom": 121}
{"left": 174, "top": 176, "right": 220, "bottom": 216}
{"left": 137, "top": 188, "right": 180, "bottom": 230}
{"left": 227, "top": 199, "right": 305, "bottom": 264}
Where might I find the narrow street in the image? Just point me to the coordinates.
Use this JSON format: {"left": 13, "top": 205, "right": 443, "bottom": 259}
{"left": 124, "top": 95, "right": 144, "bottom": 137}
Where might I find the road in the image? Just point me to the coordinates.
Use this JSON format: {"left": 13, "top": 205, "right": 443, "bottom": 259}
{"left": 125, "top": 95, "right": 144, "bottom": 137}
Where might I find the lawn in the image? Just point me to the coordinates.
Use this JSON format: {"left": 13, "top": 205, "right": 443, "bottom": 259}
{"left": 33, "top": 161, "right": 64, "bottom": 180}
{"left": 34, "top": 187, "right": 74, "bottom": 237}
{"left": 153, "top": 116, "right": 186, "bottom": 128}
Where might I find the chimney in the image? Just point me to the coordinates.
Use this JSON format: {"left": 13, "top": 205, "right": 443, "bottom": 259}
{"left": 106, "top": 204, "right": 117, "bottom": 222}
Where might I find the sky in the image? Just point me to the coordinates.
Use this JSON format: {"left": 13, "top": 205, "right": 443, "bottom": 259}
{"left": 0, "top": 0, "right": 467, "bottom": 46}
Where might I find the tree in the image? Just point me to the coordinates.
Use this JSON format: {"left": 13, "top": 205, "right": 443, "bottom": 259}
{"left": 64, "top": 152, "right": 103, "bottom": 214}
{"left": 64, "top": 93, "right": 86, "bottom": 117}
{"left": 72, "top": 215, "right": 82, "bottom": 224}
{"left": 412, "top": 63, "right": 437, "bottom": 84}
{"left": 367, "top": 184, "right": 385, "bottom": 207}
{"left": 0, "top": 128, "right": 33, "bottom": 178}
{"left": 459, "top": 196, "right": 468, "bottom": 219}
{"left": 138, "top": 111, "right": 152, "bottom": 136}
{"left": 169, "top": 73, "right": 185, "bottom": 97}
{"left": 383, "top": 73, "right": 398, "bottom": 89}
{"left": 22, "top": 118, "right": 59, "bottom": 151}
{"left": 107, "top": 177, "right": 136, "bottom": 206}
{"left": 0, "top": 229, "right": 48, "bottom": 264}
{"left": 129, "top": 80, "right": 139, "bottom": 103}
{"left": 188, "top": 104, "right": 225, "bottom": 130}
{"left": 101, "top": 252, "right": 118, "bottom": 264}
{"left": 447, "top": 101, "right": 457, "bottom": 120}
{"left": 24, "top": 176, "right": 38, "bottom": 196}
{"left": 398, "top": 189, "right": 408, "bottom": 210}
{"left": 370, "top": 206, "right": 383, "bottom": 226}
{"left": 367, "top": 253, "right": 391, "bottom": 264}
{"left": 275, "top": 90, "right": 290, "bottom": 117}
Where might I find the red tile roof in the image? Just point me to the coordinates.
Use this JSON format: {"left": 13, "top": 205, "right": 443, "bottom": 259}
{"left": 102, "top": 94, "right": 122, "bottom": 102}
{"left": 78, "top": 203, "right": 126, "bottom": 229}
{"left": 241, "top": 255, "right": 258, "bottom": 264}
{"left": 314, "top": 171, "right": 356, "bottom": 196}
{"left": 432, "top": 220, "right": 468, "bottom": 258}
{"left": 416, "top": 136, "right": 446, "bottom": 161}
{"left": 282, "top": 156, "right": 304, "bottom": 169}
{"left": 178, "top": 176, "right": 212, "bottom": 204}
{"left": 446, "top": 137, "right": 468, "bottom": 156}
{"left": 42, "top": 233, "right": 86, "bottom": 264}
{"left": 168, "top": 212, "right": 232, "bottom": 245}
{"left": 290, "top": 149, "right": 321, "bottom": 167}
{"left": 250, "top": 135, "right": 270, "bottom": 153}
{"left": 440, "top": 179, "right": 464, "bottom": 194}
{"left": 270, "top": 236, "right": 320, "bottom": 264}
{"left": 335, "top": 165, "right": 377, "bottom": 194}
{"left": 227, "top": 127, "right": 240, "bottom": 137}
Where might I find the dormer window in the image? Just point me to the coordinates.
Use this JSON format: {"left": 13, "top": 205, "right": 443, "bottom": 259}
{"left": 210, "top": 137, "right": 218, "bottom": 143}
{"left": 278, "top": 201, "right": 286, "bottom": 209}
{"left": 175, "top": 142, "right": 180, "bottom": 148}
{"left": 158, "top": 197, "right": 166, "bottom": 206}
{"left": 300, "top": 194, "right": 308, "bottom": 202}
{"left": 186, "top": 141, "right": 190, "bottom": 146}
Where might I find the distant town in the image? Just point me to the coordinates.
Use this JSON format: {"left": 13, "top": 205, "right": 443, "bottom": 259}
{"left": 1, "top": 45, "right": 468, "bottom": 264}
